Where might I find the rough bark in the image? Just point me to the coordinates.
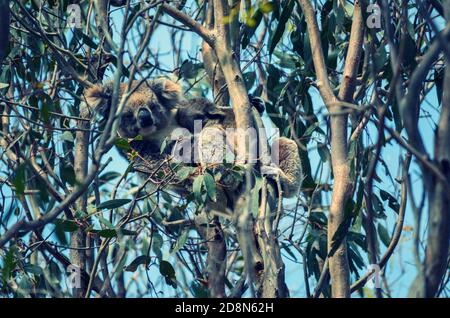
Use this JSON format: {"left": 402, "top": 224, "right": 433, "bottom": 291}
{"left": 71, "top": 112, "right": 90, "bottom": 297}
{"left": 422, "top": 2, "right": 450, "bottom": 296}
{"left": 162, "top": 0, "right": 289, "bottom": 297}
{"left": 255, "top": 178, "right": 289, "bottom": 297}
{"left": 70, "top": 0, "right": 109, "bottom": 297}
{"left": 212, "top": 0, "right": 266, "bottom": 294}
{"left": 201, "top": 2, "right": 229, "bottom": 105}
{"left": 195, "top": 213, "right": 227, "bottom": 297}
{"left": 297, "top": 0, "right": 364, "bottom": 297}
{"left": 407, "top": 2, "right": 450, "bottom": 298}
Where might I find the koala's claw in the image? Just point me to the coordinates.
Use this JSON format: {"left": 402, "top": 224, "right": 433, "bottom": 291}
{"left": 248, "top": 94, "right": 265, "bottom": 113}
{"left": 261, "top": 164, "right": 282, "bottom": 177}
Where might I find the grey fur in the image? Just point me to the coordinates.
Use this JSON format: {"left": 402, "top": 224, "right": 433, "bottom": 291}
{"left": 84, "top": 78, "right": 302, "bottom": 199}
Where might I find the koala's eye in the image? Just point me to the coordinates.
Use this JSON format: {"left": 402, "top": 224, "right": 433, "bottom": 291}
{"left": 148, "top": 102, "right": 158, "bottom": 110}
{"left": 122, "top": 112, "right": 134, "bottom": 119}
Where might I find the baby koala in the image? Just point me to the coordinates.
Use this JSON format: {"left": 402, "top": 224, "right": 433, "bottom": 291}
{"left": 84, "top": 78, "right": 302, "bottom": 198}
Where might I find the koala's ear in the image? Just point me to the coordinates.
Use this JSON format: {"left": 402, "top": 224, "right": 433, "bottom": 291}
{"left": 151, "top": 78, "right": 182, "bottom": 108}
{"left": 84, "top": 83, "right": 112, "bottom": 111}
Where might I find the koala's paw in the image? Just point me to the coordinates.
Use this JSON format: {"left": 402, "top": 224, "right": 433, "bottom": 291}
{"left": 261, "top": 164, "right": 283, "bottom": 177}
{"left": 248, "top": 95, "right": 265, "bottom": 113}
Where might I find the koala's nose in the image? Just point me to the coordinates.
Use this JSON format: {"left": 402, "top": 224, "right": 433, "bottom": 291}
{"left": 138, "top": 108, "right": 153, "bottom": 127}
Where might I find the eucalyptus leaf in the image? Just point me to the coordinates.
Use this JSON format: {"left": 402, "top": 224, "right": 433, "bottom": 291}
{"left": 124, "top": 255, "right": 151, "bottom": 272}
{"left": 203, "top": 172, "right": 217, "bottom": 202}
{"left": 97, "top": 199, "right": 131, "bottom": 210}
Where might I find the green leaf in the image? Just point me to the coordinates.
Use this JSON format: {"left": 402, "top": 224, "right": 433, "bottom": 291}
{"left": 160, "top": 260, "right": 177, "bottom": 288}
{"left": 190, "top": 281, "right": 209, "bottom": 298}
{"left": 73, "top": 29, "right": 98, "bottom": 49}
{"left": 243, "top": 71, "right": 256, "bottom": 90}
{"left": 98, "top": 216, "right": 115, "bottom": 229}
{"left": 269, "top": 0, "right": 295, "bottom": 55}
{"left": 391, "top": 99, "right": 403, "bottom": 132}
{"left": 317, "top": 143, "right": 330, "bottom": 163}
{"left": 23, "top": 263, "right": 43, "bottom": 275}
{"left": 0, "top": 82, "right": 9, "bottom": 89}
{"left": 203, "top": 172, "right": 217, "bottom": 202}
{"left": 161, "top": 191, "right": 173, "bottom": 203}
{"left": 351, "top": 185, "right": 364, "bottom": 234}
{"left": 179, "top": 60, "right": 203, "bottom": 79}
{"left": 99, "top": 171, "right": 121, "bottom": 183}
{"left": 193, "top": 174, "right": 204, "bottom": 203}
{"left": 124, "top": 255, "right": 151, "bottom": 272}
{"left": 273, "top": 50, "right": 297, "bottom": 68}
{"left": 379, "top": 190, "right": 400, "bottom": 214}
{"left": 98, "top": 229, "right": 117, "bottom": 238}
{"left": 176, "top": 166, "right": 194, "bottom": 181}
{"left": 95, "top": 228, "right": 137, "bottom": 238}
{"left": 54, "top": 219, "right": 78, "bottom": 232}
{"left": 97, "top": 199, "right": 131, "bottom": 210}
{"left": 348, "top": 245, "right": 365, "bottom": 274}
{"left": 160, "top": 136, "right": 170, "bottom": 154}
{"left": 260, "top": 1, "right": 275, "bottom": 13}
{"left": 119, "top": 229, "right": 138, "bottom": 236}
{"left": 251, "top": 174, "right": 263, "bottom": 217}
{"left": 303, "top": 122, "right": 319, "bottom": 137}
{"left": 348, "top": 231, "right": 366, "bottom": 250}
{"left": 403, "top": 33, "right": 418, "bottom": 70}
{"left": 115, "top": 138, "right": 131, "bottom": 151}
{"left": 281, "top": 242, "right": 297, "bottom": 261}
{"left": 12, "top": 164, "right": 26, "bottom": 195}
{"left": 435, "top": 68, "right": 444, "bottom": 106}
{"left": 377, "top": 223, "right": 390, "bottom": 247}
{"left": 152, "top": 233, "right": 164, "bottom": 260}
{"left": 374, "top": 45, "right": 387, "bottom": 72}
{"left": 328, "top": 199, "right": 354, "bottom": 257}
{"left": 60, "top": 164, "right": 76, "bottom": 186}
{"left": 242, "top": 8, "right": 263, "bottom": 49}
{"left": 2, "top": 247, "right": 17, "bottom": 285}
{"left": 309, "top": 212, "right": 327, "bottom": 226}
{"left": 372, "top": 194, "right": 386, "bottom": 218}
{"left": 159, "top": 260, "right": 176, "bottom": 281}
{"left": 110, "top": 55, "right": 130, "bottom": 78}
{"left": 348, "top": 139, "right": 358, "bottom": 160}
{"left": 171, "top": 229, "right": 189, "bottom": 254}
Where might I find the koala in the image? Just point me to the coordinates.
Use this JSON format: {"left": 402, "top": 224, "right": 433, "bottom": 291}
{"left": 85, "top": 79, "right": 182, "bottom": 142}
{"left": 85, "top": 79, "right": 195, "bottom": 192}
{"left": 176, "top": 96, "right": 302, "bottom": 197}
{"left": 84, "top": 78, "right": 302, "bottom": 199}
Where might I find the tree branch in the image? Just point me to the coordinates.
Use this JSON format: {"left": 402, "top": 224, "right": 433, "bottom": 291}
{"left": 351, "top": 153, "right": 411, "bottom": 292}
{"left": 296, "top": 0, "right": 335, "bottom": 105}
{"left": 298, "top": 0, "right": 364, "bottom": 298}
{"left": 161, "top": 4, "right": 215, "bottom": 48}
